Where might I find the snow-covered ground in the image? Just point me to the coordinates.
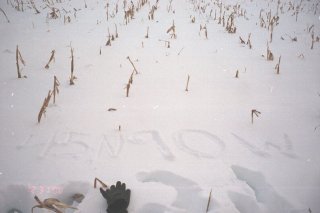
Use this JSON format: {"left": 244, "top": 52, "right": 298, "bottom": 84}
{"left": 0, "top": 0, "right": 320, "bottom": 212}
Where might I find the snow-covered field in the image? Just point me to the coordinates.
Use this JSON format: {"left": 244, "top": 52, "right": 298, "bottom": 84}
{"left": 0, "top": 0, "right": 320, "bottom": 212}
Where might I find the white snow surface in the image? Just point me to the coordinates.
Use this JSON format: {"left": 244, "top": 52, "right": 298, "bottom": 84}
{"left": 0, "top": 0, "right": 320, "bottom": 212}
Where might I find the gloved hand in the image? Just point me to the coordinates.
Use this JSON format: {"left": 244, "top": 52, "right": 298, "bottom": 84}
{"left": 100, "top": 181, "right": 131, "bottom": 213}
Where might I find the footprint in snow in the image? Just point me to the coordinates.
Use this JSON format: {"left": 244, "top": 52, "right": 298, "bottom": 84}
{"left": 136, "top": 170, "right": 217, "bottom": 213}
{"left": 229, "top": 165, "right": 306, "bottom": 213}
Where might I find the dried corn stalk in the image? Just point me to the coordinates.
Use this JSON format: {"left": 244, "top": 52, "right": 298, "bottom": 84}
{"left": 226, "top": 13, "right": 236, "bottom": 33}
{"left": 106, "top": 28, "right": 111, "bottom": 46}
{"left": 159, "top": 39, "right": 170, "bottom": 48}
{"left": 38, "top": 90, "right": 52, "bottom": 123}
{"left": 251, "top": 109, "right": 261, "bottom": 124}
{"left": 185, "top": 75, "right": 190, "bottom": 92}
{"left": 247, "top": 33, "right": 252, "bottom": 49}
{"left": 127, "top": 56, "right": 138, "bottom": 74}
{"left": 115, "top": 23, "right": 118, "bottom": 38}
{"left": 94, "top": 177, "right": 108, "bottom": 188}
{"left": 191, "top": 16, "right": 195, "bottom": 23}
{"left": 239, "top": 36, "right": 245, "bottom": 44}
{"left": 126, "top": 82, "right": 131, "bottom": 97}
{"left": 166, "top": 20, "right": 177, "bottom": 39}
{"left": 266, "top": 42, "right": 274, "bottom": 61}
{"left": 70, "top": 47, "right": 76, "bottom": 85}
{"left": 206, "top": 189, "right": 212, "bottom": 213}
{"left": 45, "top": 50, "right": 55, "bottom": 69}
{"left": 145, "top": 26, "right": 149, "bottom": 38}
{"left": 275, "top": 56, "right": 281, "bottom": 74}
{"left": 235, "top": 70, "right": 239, "bottom": 78}
{"left": 53, "top": 75, "right": 60, "bottom": 104}
{"left": 200, "top": 24, "right": 208, "bottom": 39}
{"left": 0, "top": 7, "right": 10, "bottom": 23}
{"left": 16, "top": 45, "right": 26, "bottom": 78}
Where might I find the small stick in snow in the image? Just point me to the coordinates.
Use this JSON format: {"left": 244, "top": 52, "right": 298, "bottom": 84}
{"left": 69, "top": 47, "right": 76, "bottom": 85}
{"left": 206, "top": 189, "right": 212, "bottom": 213}
{"left": 94, "top": 177, "right": 108, "bottom": 188}
{"left": 251, "top": 109, "right": 261, "bottom": 124}
{"left": 45, "top": 50, "right": 55, "bottom": 69}
{"left": 126, "top": 82, "right": 131, "bottom": 97}
{"left": 235, "top": 70, "right": 239, "bottom": 78}
{"left": 52, "top": 76, "right": 60, "bottom": 104}
{"left": 106, "top": 28, "right": 111, "bottom": 46}
{"left": 38, "top": 90, "right": 52, "bottom": 123}
{"left": 239, "top": 36, "right": 246, "bottom": 44}
{"left": 185, "top": 75, "right": 190, "bottom": 92}
{"left": 127, "top": 56, "right": 138, "bottom": 74}
{"left": 275, "top": 55, "right": 281, "bottom": 74}
{"left": 145, "top": 26, "right": 149, "bottom": 38}
{"left": 16, "top": 45, "right": 26, "bottom": 78}
{"left": 266, "top": 42, "right": 274, "bottom": 61}
{"left": 32, "top": 195, "right": 77, "bottom": 213}
{"left": 115, "top": 23, "right": 118, "bottom": 38}
{"left": 0, "top": 7, "right": 10, "bottom": 23}
{"left": 247, "top": 33, "right": 252, "bottom": 49}
{"left": 166, "top": 20, "right": 177, "bottom": 39}
{"left": 177, "top": 47, "right": 184, "bottom": 55}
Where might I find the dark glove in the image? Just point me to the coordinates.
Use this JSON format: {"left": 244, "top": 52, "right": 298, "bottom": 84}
{"left": 100, "top": 181, "right": 131, "bottom": 213}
